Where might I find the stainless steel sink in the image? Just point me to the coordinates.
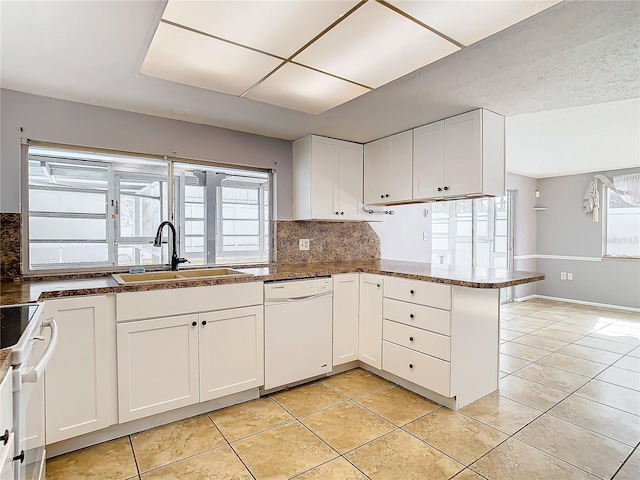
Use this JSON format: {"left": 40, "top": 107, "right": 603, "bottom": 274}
{"left": 112, "top": 268, "right": 252, "bottom": 285}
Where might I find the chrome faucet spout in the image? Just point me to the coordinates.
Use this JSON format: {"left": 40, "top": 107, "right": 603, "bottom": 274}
{"left": 153, "top": 221, "right": 188, "bottom": 271}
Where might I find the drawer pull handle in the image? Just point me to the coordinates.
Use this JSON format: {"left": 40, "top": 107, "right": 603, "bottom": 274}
{"left": 376, "top": 283, "right": 381, "bottom": 288}
{"left": 409, "top": 336, "right": 414, "bottom": 342}
{"left": 409, "top": 314, "right": 414, "bottom": 319}
{"left": 0, "top": 430, "right": 8, "bottom": 445}
{"left": 410, "top": 289, "right": 415, "bottom": 294}
{"left": 202, "top": 320, "right": 207, "bottom": 326}
{"left": 191, "top": 321, "right": 197, "bottom": 327}
{"left": 409, "top": 363, "right": 414, "bottom": 369}
{"left": 437, "top": 187, "right": 443, "bottom": 192}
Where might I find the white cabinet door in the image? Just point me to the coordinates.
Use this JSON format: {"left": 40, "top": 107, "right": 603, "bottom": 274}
{"left": 117, "top": 314, "right": 199, "bottom": 423}
{"left": 310, "top": 136, "right": 339, "bottom": 219}
{"left": 333, "top": 274, "right": 359, "bottom": 366}
{"left": 337, "top": 141, "right": 364, "bottom": 220}
{"left": 199, "top": 306, "right": 264, "bottom": 402}
{"left": 444, "top": 110, "right": 482, "bottom": 197}
{"left": 413, "top": 120, "right": 445, "bottom": 199}
{"left": 364, "top": 138, "right": 387, "bottom": 204}
{"left": 42, "top": 296, "right": 117, "bottom": 444}
{"left": 386, "top": 130, "right": 413, "bottom": 202}
{"left": 358, "top": 274, "right": 384, "bottom": 369}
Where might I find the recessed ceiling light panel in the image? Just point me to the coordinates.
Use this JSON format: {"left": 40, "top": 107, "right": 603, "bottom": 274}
{"left": 244, "top": 63, "right": 370, "bottom": 114}
{"left": 388, "top": 0, "right": 562, "bottom": 46}
{"left": 293, "top": 0, "right": 460, "bottom": 88}
{"left": 141, "top": 23, "right": 282, "bottom": 96}
{"left": 162, "top": 0, "right": 362, "bottom": 58}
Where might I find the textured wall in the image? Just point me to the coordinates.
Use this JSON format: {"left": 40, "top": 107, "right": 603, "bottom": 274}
{"left": 0, "top": 213, "right": 21, "bottom": 282}
{"left": 276, "top": 221, "right": 380, "bottom": 264}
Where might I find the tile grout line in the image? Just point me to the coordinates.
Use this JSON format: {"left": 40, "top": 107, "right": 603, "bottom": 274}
{"left": 127, "top": 435, "right": 142, "bottom": 478}
{"left": 610, "top": 442, "right": 640, "bottom": 479}
{"left": 204, "top": 412, "right": 257, "bottom": 480}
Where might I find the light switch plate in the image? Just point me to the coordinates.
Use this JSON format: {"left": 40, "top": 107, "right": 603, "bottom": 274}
{"left": 560, "top": 272, "right": 567, "bottom": 280}
{"left": 567, "top": 273, "right": 573, "bottom": 281}
{"left": 423, "top": 232, "right": 428, "bottom": 241}
{"left": 299, "top": 238, "right": 310, "bottom": 251}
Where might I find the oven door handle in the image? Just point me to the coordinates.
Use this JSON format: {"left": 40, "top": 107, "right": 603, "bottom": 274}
{"left": 22, "top": 317, "right": 58, "bottom": 384}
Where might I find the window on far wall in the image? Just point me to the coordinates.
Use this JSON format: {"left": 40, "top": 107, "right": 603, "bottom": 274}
{"left": 604, "top": 187, "right": 640, "bottom": 258}
{"left": 25, "top": 143, "right": 271, "bottom": 273}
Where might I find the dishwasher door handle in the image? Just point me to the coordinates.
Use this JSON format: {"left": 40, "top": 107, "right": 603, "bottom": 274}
{"left": 265, "top": 292, "right": 332, "bottom": 304}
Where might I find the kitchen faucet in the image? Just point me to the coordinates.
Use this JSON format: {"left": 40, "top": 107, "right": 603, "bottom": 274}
{"left": 153, "top": 221, "right": 188, "bottom": 271}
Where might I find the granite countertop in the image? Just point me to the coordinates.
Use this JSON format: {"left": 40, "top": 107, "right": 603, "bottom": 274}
{"left": 0, "top": 260, "right": 544, "bottom": 306}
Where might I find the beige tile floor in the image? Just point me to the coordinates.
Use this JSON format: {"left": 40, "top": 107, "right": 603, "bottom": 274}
{"left": 47, "top": 299, "right": 640, "bottom": 479}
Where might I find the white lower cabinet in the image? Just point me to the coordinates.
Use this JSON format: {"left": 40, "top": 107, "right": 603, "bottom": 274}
{"left": 332, "top": 274, "right": 359, "bottom": 366}
{"left": 0, "top": 368, "right": 14, "bottom": 480}
{"left": 117, "top": 314, "right": 200, "bottom": 423}
{"left": 41, "top": 295, "right": 117, "bottom": 444}
{"left": 358, "top": 274, "right": 384, "bottom": 369}
{"left": 117, "top": 306, "right": 264, "bottom": 423}
{"left": 199, "top": 306, "right": 264, "bottom": 402}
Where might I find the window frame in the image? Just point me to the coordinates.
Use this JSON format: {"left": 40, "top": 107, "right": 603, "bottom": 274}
{"left": 602, "top": 185, "right": 640, "bottom": 260}
{"left": 20, "top": 140, "right": 275, "bottom": 275}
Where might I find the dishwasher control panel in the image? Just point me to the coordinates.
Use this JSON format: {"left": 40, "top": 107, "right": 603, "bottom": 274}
{"left": 264, "top": 278, "right": 333, "bottom": 302}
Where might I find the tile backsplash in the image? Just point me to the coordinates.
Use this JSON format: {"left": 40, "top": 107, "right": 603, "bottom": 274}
{"left": 276, "top": 220, "right": 380, "bottom": 264}
{"left": 0, "top": 213, "right": 21, "bottom": 282}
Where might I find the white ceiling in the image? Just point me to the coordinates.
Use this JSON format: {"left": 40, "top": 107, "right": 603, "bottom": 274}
{"left": 1, "top": 0, "right": 639, "bottom": 178}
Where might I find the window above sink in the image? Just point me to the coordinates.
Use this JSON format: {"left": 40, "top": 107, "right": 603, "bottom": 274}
{"left": 23, "top": 142, "right": 273, "bottom": 274}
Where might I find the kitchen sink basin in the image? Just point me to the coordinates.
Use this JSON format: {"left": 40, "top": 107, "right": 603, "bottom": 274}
{"left": 112, "top": 268, "right": 252, "bottom": 285}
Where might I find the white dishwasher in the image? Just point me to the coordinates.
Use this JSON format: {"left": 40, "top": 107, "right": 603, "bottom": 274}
{"left": 264, "top": 278, "right": 333, "bottom": 390}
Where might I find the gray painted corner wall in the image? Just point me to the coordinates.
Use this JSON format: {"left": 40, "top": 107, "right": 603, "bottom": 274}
{"left": 507, "top": 173, "right": 538, "bottom": 299}
{"left": 0, "top": 89, "right": 294, "bottom": 218}
{"left": 536, "top": 167, "right": 640, "bottom": 308}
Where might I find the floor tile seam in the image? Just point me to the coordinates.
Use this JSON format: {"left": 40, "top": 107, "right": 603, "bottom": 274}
{"left": 400, "top": 419, "right": 509, "bottom": 469}
{"left": 575, "top": 339, "right": 636, "bottom": 355}
{"left": 588, "top": 333, "right": 640, "bottom": 347}
{"left": 221, "top": 416, "right": 300, "bottom": 445}
{"left": 136, "top": 442, "right": 233, "bottom": 476}
{"left": 204, "top": 411, "right": 236, "bottom": 445}
{"left": 269, "top": 391, "right": 353, "bottom": 420}
{"left": 512, "top": 357, "right": 593, "bottom": 384}
{"left": 611, "top": 443, "right": 640, "bottom": 480}
{"left": 572, "top": 390, "right": 640, "bottom": 417}
{"left": 610, "top": 361, "right": 640, "bottom": 374}
{"left": 551, "top": 346, "right": 622, "bottom": 366}
{"left": 534, "top": 356, "right": 610, "bottom": 378}
{"left": 513, "top": 427, "right": 631, "bottom": 479}
{"left": 292, "top": 417, "right": 343, "bottom": 458}
{"left": 527, "top": 330, "right": 587, "bottom": 342}
{"left": 127, "top": 435, "right": 142, "bottom": 478}
{"left": 339, "top": 456, "right": 373, "bottom": 480}
{"left": 508, "top": 337, "right": 569, "bottom": 352}
{"left": 319, "top": 377, "right": 394, "bottom": 399}
{"left": 349, "top": 393, "right": 441, "bottom": 428}
{"left": 283, "top": 455, "right": 339, "bottom": 480}
{"left": 544, "top": 406, "right": 640, "bottom": 448}
{"left": 455, "top": 401, "right": 545, "bottom": 437}
{"left": 499, "top": 341, "right": 558, "bottom": 363}
{"left": 336, "top": 425, "right": 404, "bottom": 457}
{"left": 591, "top": 364, "right": 640, "bottom": 392}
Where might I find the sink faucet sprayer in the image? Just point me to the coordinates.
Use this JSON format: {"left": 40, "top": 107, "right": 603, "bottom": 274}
{"left": 153, "top": 221, "right": 188, "bottom": 271}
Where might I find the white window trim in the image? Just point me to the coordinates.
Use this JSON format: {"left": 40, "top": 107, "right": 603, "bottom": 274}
{"left": 602, "top": 185, "right": 640, "bottom": 260}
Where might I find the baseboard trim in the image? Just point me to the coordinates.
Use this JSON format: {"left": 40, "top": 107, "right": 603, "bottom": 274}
{"left": 514, "top": 254, "right": 602, "bottom": 262}
{"left": 515, "top": 294, "right": 640, "bottom": 313}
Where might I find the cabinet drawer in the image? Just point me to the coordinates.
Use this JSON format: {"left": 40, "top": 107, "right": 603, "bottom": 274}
{"left": 383, "top": 341, "right": 450, "bottom": 397}
{"left": 383, "top": 298, "right": 450, "bottom": 335}
{"left": 383, "top": 320, "right": 450, "bottom": 361}
{"left": 384, "top": 277, "right": 451, "bottom": 310}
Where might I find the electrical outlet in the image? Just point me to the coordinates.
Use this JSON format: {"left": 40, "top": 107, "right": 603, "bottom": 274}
{"left": 299, "top": 238, "right": 310, "bottom": 251}
{"left": 567, "top": 273, "right": 573, "bottom": 281}
{"left": 423, "top": 232, "right": 428, "bottom": 241}
{"left": 560, "top": 272, "right": 567, "bottom": 280}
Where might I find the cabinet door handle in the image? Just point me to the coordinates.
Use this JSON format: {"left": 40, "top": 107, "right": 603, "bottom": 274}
{"left": 335, "top": 211, "right": 339, "bottom": 215}
{"left": 376, "top": 283, "right": 381, "bottom": 288}
{"left": 409, "top": 336, "right": 414, "bottom": 342}
{"left": 201, "top": 320, "right": 207, "bottom": 326}
{"left": 191, "top": 321, "right": 197, "bottom": 327}
{"left": 409, "top": 314, "right": 414, "bottom": 319}
{"left": 0, "top": 430, "right": 9, "bottom": 445}
{"left": 410, "top": 289, "right": 415, "bottom": 295}
{"left": 385, "top": 193, "right": 389, "bottom": 197}
{"left": 409, "top": 363, "right": 414, "bottom": 369}
{"left": 380, "top": 194, "right": 385, "bottom": 199}
{"left": 437, "top": 187, "right": 443, "bottom": 192}
{"left": 444, "top": 186, "right": 449, "bottom": 191}
{"left": 340, "top": 212, "right": 344, "bottom": 215}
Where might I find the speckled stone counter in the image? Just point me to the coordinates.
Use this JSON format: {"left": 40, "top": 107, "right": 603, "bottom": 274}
{"left": 0, "top": 260, "right": 544, "bottom": 305}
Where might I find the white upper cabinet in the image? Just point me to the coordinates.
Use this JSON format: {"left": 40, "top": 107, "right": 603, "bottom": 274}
{"left": 293, "top": 135, "right": 364, "bottom": 221}
{"left": 413, "top": 109, "right": 505, "bottom": 200}
{"left": 364, "top": 130, "right": 413, "bottom": 205}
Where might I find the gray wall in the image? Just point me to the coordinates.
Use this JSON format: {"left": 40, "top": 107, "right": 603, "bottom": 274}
{"left": 507, "top": 173, "right": 538, "bottom": 299}
{"left": 0, "top": 89, "right": 293, "bottom": 218}
{"left": 536, "top": 167, "right": 640, "bottom": 308}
